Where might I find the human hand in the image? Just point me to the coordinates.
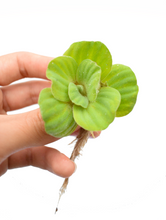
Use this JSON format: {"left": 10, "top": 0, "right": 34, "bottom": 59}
{"left": 0, "top": 52, "right": 100, "bottom": 178}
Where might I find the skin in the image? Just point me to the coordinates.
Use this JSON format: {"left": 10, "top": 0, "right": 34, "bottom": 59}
{"left": 0, "top": 52, "right": 100, "bottom": 178}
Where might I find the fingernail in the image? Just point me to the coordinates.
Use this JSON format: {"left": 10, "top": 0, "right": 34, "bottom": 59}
{"left": 90, "top": 131, "right": 101, "bottom": 138}
{"left": 74, "top": 162, "right": 77, "bottom": 173}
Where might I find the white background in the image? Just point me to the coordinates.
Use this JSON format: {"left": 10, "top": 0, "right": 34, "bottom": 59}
{"left": 0, "top": 0, "right": 166, "bottom": 219}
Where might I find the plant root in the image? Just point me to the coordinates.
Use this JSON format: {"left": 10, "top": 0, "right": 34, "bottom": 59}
{"left": 55, "top": 128, "right": 91, "bottom": 213}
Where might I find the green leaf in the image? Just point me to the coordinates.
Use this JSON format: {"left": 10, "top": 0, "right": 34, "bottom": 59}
{"left": 38, "top": 88, "right": 77, "bottom": 138}
{"left": 64, "top": 41, "right": 112, "bottom": 82}
{"left": 46, "top": 56, "right": 78, "bottom": 102}
{"left": 73, "top": 87, "right": 121, "bottom": 131}
{"left": 76, "top": 59, "right": 101, "bottom": 102}
{"left": 104, "top": 64, "right": 139, "bottom": 117}
{"left": 77, "top": 85, "right": 86, "bottom": 96}
{"left": 68, "top": 82, "right": 89, "bottom": 108}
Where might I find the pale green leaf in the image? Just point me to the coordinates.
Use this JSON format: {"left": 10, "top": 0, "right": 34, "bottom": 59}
{"left": 104, "top": 64, "right": 139, "bottom": 117}
{"left": 38, "top": 88, "right": 77, "bottom": 138}
{"left": 46, "top": 56, "right": 78, "bottom": 102}
{"left": 68, "top": 82, "right": 89, "bottom": 108}
{"left": 73, "top": 87, "right": 121, "bottom": 131}
{"left": 76, "top": 59, "right": 101, "bottom": 102}
{"left": 64, "top": 41, "right": 112, "bottom": 82}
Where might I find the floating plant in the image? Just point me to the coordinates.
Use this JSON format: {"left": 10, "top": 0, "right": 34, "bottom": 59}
{"left": 38, "top": 41, "right": 139, "bottom": 212}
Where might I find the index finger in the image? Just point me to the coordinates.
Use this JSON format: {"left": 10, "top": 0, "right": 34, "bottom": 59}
{"left": 0, "top": 52, "right": 53, "bottom": 86}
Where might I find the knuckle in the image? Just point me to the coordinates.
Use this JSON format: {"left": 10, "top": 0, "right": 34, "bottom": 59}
{"left": 16, "top": 52, "right": 29, "bottom": 78}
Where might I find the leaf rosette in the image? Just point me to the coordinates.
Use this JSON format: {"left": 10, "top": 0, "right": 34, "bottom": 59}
{"left": 39, "top": 41, "right": 138, "bottom": 138}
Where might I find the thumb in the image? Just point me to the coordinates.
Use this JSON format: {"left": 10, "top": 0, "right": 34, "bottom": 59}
{"left": 0, "top": 109, "right": 57, "bottom": 160}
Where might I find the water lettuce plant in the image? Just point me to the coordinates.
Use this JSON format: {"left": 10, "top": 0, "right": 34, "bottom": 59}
{"left": 39, "top": 41, "right": 138, "bottom": 137}
{"left": 38, "top": 41, "right": 138, "bottom": 212}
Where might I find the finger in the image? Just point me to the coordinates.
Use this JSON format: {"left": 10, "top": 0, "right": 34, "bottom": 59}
{"left": 91, "top": 131, "right": 101, "bottom": 138}
{"left": 0, "top": 109, "right": 57, "bottom": 159}
{"left": 0, "top": 89, "right": 6, "bottom": 114}
{"left": 2, "top": 146, "right": 76, "bottom": 178}
{"left": 2, "top": 80, "right": 51, "bottom": 111}
{"left": 0, "top": 109, "right": 80, "bottom": 161}
{"left": 0, "top": 159, "right": 7, "bottom": 177}
{"left": 0, "top": 52, "right": 53, "bottom": 86}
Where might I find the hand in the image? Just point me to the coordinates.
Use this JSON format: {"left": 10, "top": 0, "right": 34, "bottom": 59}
{"left": 0, "top": 52, "right": 80, "bottom": 178}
